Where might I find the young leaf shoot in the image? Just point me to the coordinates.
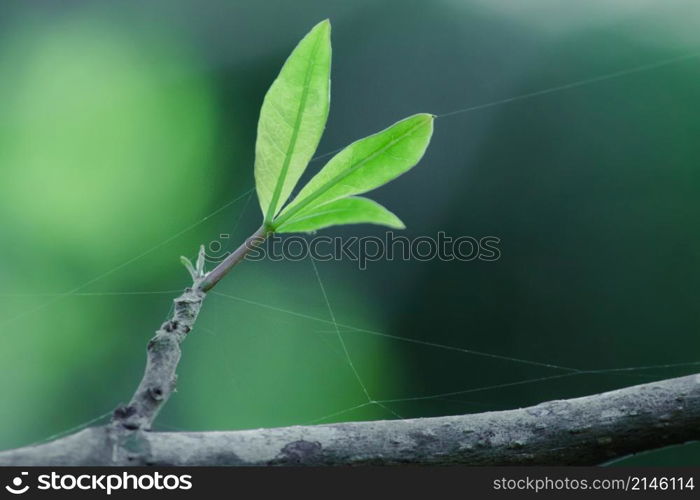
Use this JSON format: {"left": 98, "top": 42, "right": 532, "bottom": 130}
{"left": 255, "top": 20, "right": 332, "bottom": 225}
{"left": 198, "top": 19, "right": 433, "bottom": 291}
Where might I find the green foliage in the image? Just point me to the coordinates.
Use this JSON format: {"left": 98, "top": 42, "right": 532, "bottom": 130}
{"left": 255, "top": 20, "right": 331, "bottom": 223}
{"left": 276, "top": 196, "right": 405, "bottom": 233}
{"left": 253, "top": 20, "right": 434, "bottom": 233}
{"left": 0, "top": 17, "right": 216, "bottom": 261}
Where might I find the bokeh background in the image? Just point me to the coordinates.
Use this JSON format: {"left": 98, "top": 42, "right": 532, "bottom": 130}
{"left": 1, "top": 0, "right": 699, "bottom": 465}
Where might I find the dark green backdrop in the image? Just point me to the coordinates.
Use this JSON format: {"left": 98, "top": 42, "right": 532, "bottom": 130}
{"left": 1, "top": 0, "right": 698, "bottom": 465}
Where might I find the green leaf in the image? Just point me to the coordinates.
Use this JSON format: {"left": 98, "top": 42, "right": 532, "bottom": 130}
{"left": 254, "top": 19, "right": 332, "bottom": 223}
{"left": 272, "top": 113, "right": 433, "bottom": 230}
{"left": 276, "top": 196, "right": 405, "bottom": 233}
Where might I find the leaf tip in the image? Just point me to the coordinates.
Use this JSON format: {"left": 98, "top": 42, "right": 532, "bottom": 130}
{"left": 408, "top": 113, "right": 436, "bottom": 132}
{"left": 314, "top": 18, "right": 332, "bottom": 34}
{"left": 389, "top": 215, "right": 406, "bottom": 230}
{"left": 420, "top": 113, "right": 435, "bottom": 138}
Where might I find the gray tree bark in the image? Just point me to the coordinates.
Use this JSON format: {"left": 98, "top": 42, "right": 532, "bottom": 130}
{"left": 112, "top": 286, "right": 206, "bottom": 431}
{"left": 1, "top": 372, "right": 698, "bottom": 466}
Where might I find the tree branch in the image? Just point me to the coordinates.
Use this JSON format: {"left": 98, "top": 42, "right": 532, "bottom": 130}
{"left": 2, "top": 373, "right": 699, "bottom": 465}
{"left": 111, "top": 226, "right": 267, "bottom": 431}
{"left": 111, "top": 285, "right": 206, "bottom": 431}
{"left": 4, "top": 234, "right": 698, "bottom": 465}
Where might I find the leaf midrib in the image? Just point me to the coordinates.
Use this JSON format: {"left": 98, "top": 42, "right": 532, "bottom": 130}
{"left": 272, "top": 117, "right": 428, "bottom": 228}
{"left": 264, "top": 30, "right": 324, "bottom": 224}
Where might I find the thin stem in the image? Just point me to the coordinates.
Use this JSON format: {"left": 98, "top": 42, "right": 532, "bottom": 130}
{"left": 199, "top": 225, "right": 269, "bottom": 292}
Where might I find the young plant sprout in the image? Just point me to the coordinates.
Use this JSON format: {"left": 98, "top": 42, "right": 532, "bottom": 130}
{"left": 184, "top": 19, "right": 434, "bottom": 292}
{"left": 115, "top": 19, "right": 433, "bottom": 432}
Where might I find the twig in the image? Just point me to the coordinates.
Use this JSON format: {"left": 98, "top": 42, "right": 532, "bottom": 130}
{"left": 111, "top": 285, "right": 206, "bottom": 431}
{"left": 111, "top": 226, "right": 267, "bottom": 431}
{"left": 199, "top": 226, "right": 268, "bottom": 292}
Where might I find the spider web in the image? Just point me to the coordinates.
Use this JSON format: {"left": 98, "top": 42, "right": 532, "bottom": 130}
{"left": 3, "top": 49, "right": 700, "bottom": 451}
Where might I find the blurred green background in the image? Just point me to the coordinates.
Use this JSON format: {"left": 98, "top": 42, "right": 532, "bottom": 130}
{"left": 1, "top": 0, "right": 699, "bottom": 465}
